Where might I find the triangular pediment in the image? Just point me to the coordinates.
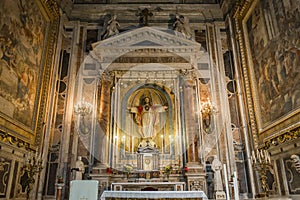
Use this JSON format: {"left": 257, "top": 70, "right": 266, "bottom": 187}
{"left": 92, "top": 26, "right": 201, "bottom": 49}
{"left": 132, "top": 40, "right": 162, "bottom": 46}
{"left": 88, "top": 26, "right": 206, "bottom": 71}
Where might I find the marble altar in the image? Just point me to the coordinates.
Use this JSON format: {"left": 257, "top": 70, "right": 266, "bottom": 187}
{"left": 111, "top": 181, "right": 185, "bottom": 191}
{"left": 100, "top": 191, "right": 208, "bottom": 200}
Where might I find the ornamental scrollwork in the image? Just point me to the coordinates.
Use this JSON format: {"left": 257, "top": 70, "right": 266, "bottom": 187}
{"left": 264, "top": 126, "right": 300, "bottom": 149}
{"left": 0, "top": 130, "right": 30, "bottom": 150}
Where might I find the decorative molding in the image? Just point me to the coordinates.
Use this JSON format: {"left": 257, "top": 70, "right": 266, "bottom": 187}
{"left": 34, "top": 1, "right": 61, "bottom": 146}
{"left": 232, "top": 1, "right": 259, "bottom": 148}
{"left": 0, "top": 129, "right": 31, "bottom": 150}
{"left": 264, "top": 126, "right": 300, "bottom": 149}
{"left": 42, "top": 0, "right": 60, "bottom": 18}
{"left": 92, "top": 27, "right": 201, "bottom": 53}
{"left": 189, "top": 180, "right": 205, "bottom": 191}
{"left": 232, "top": 0, "right": 252, "bottom": 20}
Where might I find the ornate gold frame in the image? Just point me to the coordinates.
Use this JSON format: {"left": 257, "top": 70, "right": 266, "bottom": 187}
{"left": 233, "top": 0, "right": 300, "bottom": 146}
{"left": 0, "top": 0, "right": 60, "bottom": 149}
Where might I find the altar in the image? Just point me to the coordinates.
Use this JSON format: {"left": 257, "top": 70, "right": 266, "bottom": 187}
{"left": 84, "top": 27, "right": 209, "bottom": 198}
{"left": 100, "top": 191, "right": 208, "bottom": 200}
{"left": 111, "top": 181, "right": 185, "bottom": 191}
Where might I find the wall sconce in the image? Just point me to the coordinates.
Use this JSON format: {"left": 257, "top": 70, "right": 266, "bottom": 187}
{"left": 251, "top": 149, "right": 271, "bottom": 197}
{"left": 200, "top": 98, "right": 217, "bottom": 134}
{"left": 74, "top": 101, "right": 92, "bottom": 134}
{"left": 74, "top": 101, "right": 92, "bottom": 117}
{"left": 200, "top": 98, "right": 217, "bottom": 117}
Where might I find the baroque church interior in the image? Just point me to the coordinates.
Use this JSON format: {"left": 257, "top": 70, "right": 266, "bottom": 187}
{"left": 0, "top": 0, "right": 299, "bottom": 199}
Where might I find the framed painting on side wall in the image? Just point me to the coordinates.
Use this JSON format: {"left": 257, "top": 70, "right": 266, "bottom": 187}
{"left": 0, "top": 0, "right": 59, "bottom": 145}
{"left": 236, "top": 0, "right": 300, "bottom": 138}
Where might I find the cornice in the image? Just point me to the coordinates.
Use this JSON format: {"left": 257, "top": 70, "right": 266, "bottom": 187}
{"left": 0, "top": 129, "right": 31, "bottom": 150}
{"left": 264, "top": 126, "right": 300, "bottom": 149}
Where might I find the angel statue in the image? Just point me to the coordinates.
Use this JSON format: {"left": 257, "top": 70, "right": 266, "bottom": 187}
{"left": 173, "top": 14, "right": 192, "bottom": 39}
{"left": 102, "top": 14, "right": 120, "bottom": 39}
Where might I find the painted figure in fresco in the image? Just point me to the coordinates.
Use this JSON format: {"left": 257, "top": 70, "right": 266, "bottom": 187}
{"left": 103, "top": 15, "right": 120, "bottom": 39}
{"left": 128, "top": 96, "right": 167, "bottom": 139}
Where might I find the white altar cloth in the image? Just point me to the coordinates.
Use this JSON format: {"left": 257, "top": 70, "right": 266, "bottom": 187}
{"left": 100, "top": 191, "right": 208, "bottom": 200}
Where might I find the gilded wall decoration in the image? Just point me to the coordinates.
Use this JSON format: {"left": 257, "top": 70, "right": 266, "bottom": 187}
{"left": 0, "top": 0, "right": 59, "bottom": 144}
{"left": 236, "top": 0, "right": 300, "bottom": 134}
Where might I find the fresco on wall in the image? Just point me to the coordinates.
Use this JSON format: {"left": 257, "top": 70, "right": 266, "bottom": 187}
{"left": 246, "top": 0, "right": 300, "bottom": 129}
{"left": 0, "top": 0, "right": 47, "bottom": 127}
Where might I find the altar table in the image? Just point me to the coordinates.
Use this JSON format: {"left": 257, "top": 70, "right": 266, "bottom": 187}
{"left": 111, "top": 181, "right": 185, "bottom": 191}
{"left": 100, "top": 191, "right": 208, "bottom": 200}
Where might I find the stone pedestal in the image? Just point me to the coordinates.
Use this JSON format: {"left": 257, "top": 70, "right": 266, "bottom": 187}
{"left": 185, "top": 162, "right": 206, "bottom": 192}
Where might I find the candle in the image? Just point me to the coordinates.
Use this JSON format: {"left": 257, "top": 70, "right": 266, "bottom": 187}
{"left": 260, "top": 150, "right": 265, "bottom": 161}
{"left": 252, "top": 151, "right": 256, "bottom": 163}
{"left": 264, "top": 150, "right": 268, "bottom": 163}
{"left": 257, "top": 150, "right": 262, "bottom": 163}
{"left": 223, "top": 164, "right": 230, "bottom": 200}
{"left": 266, "top": 151, "right": 271, "bottom": 164}
{"left": 233, "top": 171, "right": 240, "bottom": 200}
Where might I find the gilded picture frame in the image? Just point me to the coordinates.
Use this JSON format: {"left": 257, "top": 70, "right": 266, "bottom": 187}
{"left": 0, "top": 0, "right": 59, "bottom": 145}
{"left": 236, "top": 0, "right": 300, "bottom": 138}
